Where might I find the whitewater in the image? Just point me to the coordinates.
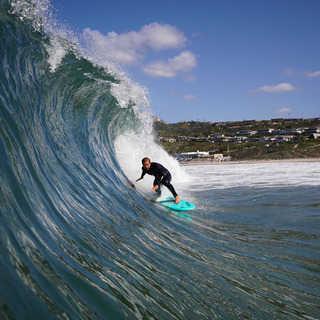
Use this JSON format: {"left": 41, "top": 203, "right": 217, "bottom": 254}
{"left": 1, "top": 1, "right": 319, "bottom": 319}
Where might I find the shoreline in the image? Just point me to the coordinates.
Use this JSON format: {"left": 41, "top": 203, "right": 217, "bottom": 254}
{"left": 179, "top": 157, "right": 320, "bottom": 166}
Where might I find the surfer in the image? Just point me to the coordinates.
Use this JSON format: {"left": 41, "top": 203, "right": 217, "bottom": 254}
{"left": 136, "top": 157, "right": 180, "bottom": 204}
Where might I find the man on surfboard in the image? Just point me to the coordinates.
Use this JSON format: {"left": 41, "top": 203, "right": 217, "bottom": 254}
{"left": 136, "top": 157, "right": 180, "bottom": 204}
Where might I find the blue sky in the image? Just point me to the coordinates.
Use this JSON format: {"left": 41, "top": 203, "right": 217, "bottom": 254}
{"left": 52, "top": 0, "right": 320, "bottom": 123}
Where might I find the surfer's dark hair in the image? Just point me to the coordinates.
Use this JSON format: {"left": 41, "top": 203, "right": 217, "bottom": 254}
{"left": 142, "top": 157, "right": 150, "bottom": 164}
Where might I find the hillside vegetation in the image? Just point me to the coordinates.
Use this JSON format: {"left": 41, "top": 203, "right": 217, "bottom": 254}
{"left": 153, "top": 118, "right": 320, "bottom": 160}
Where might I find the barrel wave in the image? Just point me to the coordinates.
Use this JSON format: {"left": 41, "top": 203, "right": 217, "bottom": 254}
{"left": 1, "top": 1, "right": 320, "bottom": 319}
{"left": 0, "top": 1, "right": 178, "bottom": 318}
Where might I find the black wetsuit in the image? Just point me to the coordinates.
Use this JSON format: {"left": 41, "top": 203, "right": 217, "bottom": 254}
{"left": 139, "top": 162, "right": 178, "bottom": 197}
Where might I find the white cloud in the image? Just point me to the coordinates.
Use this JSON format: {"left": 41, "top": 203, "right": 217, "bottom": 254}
{"left": 140, "top": 23, "right": 186, "bottom": 51}
{"left": 305, "top": 70, "right": 320, "bottom": 78}
{"left": 254, "top": 83, "right": 298, "bottom": 93}
{"left": 275, "top": 107, "right": 292, "bottom": 114}
{"left": 143, "top": 51, "right": 197, "bottom": 78}
{"left": 183, "top": 94, "right": 197, "bottom": 101}
{"left": 83, "top": 28, "right": 141, "bottom": 64}
{"left": 82, "top": 22, "right": 186, "bottom": 65}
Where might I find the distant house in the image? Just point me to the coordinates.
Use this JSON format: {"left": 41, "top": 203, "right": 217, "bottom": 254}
{"left": 259, "top": 137, "right": 270, "bottom": 142}
{"left": 297, "top": 127, "right": 308, "bottom": 133}
{"left": 274, "top": 135, "right": 295, "bottom": 142}
{"left": 259, "top": 137, "right": 276, "bottom": 143}
{"left": 236, "top": 130, "right": 257, "bottom": 136}
{"left": 177, "top": 150, "right": 210, "bottom": 160}
{"left": 272, "top": 130, "right": 286, "bottom": 135}
{"left": 305, "top": 128, "right": 320, "bottom": 134}
{"left": 210, "top": 134, "right": 224, "bottom": 138}
{"left": 245, "top": 137, "right": 257, "bottom": 142}
{"left": 309, "top": 133, "right": 320, "bottom": 139}
{"left": 283, "top": 129, "right": 297, "bottom": 134}
{"left": 228, "top": 137, "right": 247, "bottom": 143}
{"left": 213, "top": 153, "right": 223, "bottom": 159}
{"left": 191, "top": 136, "right": 208, "bottom": 142}
{"left": 214, "top": 137, "right": 231, "bottom": 142}
{"left": 160, "top": 137, "right": 176, "bottom": 143}
{"left": 257, "top": 128, "right": 274, "bottom": 134}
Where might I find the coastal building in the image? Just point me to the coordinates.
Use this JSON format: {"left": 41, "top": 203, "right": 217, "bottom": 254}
{"left": 274, "top": 135, "right": 296, "bottom": 142}
{"left": 214, "top": 137, "right": 231, "bottom": 142}
{"left": 309, "top": 133, "right": 320, "bottom": 139}
{"left": 305, "top": 128, "right": 320, "bottom": 134}
{"left": 297, "top": 127, "right": 308, "bottom": 133}
{"left": 272, "top": 130, "right": 286, "bottom": 135}
{"left": 257, "top": 128, "right": 274, "bottom": 134}
{"left": 228, "top": 137, "right": 247, "bottom": 143}
{"left": 210, "top": 134, "right": 224, "bottom": 138}
{"left": 282, "top": 129, "right": 298, "bottom": 134}
{"left": 176, "top": 150, "right": 210, "bottom": 160}
{"left": 236, "top": 130, "right": 257, "bottom": 136}
{"left": 259, "top": 137, "right": 276, "bottom": 142}
{"left": 160, "top": 137, "right": 176, "bottom": 143}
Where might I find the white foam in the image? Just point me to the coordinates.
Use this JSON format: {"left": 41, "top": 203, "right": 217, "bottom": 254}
{"left": 114, "top": 110, "right": 189, "bottom": 195}
{"left": 10, "top": 0, "right": 51, "bottom": 32}
{"left": 44, "top": 36, "right": 68, "bottom": 72}
{"left": 110, "top": 78, "right": 149, "bottom": 110}
{"left": 183, "top": 162, "right": 320, "bottom": 191}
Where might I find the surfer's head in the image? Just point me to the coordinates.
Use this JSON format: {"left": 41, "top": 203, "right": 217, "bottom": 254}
{"left": 142, "top": 157, "right": 151, "bottom": 171}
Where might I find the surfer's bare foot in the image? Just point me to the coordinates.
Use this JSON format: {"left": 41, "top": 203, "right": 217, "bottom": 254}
{"left": 175, "top": 196, "right": 180, "bottom": 204}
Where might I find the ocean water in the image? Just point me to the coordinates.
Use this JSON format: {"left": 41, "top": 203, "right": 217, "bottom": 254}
{"left": 1, "top": 1, "right": 320, "bottom": 319}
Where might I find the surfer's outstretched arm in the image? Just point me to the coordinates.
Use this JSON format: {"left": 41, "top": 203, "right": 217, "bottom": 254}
{"left": 136, "top": 167, "right": 147, "bottom": 182}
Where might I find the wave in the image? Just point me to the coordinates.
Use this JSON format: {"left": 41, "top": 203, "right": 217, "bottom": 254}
{"left": 0, "top": 1, "right": 188, "bottom": 318}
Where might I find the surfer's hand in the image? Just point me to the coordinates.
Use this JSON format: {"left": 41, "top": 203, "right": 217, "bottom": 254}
{"left": 152, "top": 185, "right": 158, "bottom": 192}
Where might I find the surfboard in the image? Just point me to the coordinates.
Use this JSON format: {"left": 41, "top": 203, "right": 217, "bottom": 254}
{"left": 157, "top": 196, "right": 195, "bottom": 211}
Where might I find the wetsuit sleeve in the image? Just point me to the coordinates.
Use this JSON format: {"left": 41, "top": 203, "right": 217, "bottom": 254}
{"left": 139, "top": 167, "right": 147, "bottom": 179}
{"left": 153, "top": 174, "right": 162, "bottom": 186}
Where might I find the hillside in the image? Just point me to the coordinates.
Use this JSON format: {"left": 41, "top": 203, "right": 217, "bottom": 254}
{"left": 153, "top": 118, "right": 320, "bottom": 161}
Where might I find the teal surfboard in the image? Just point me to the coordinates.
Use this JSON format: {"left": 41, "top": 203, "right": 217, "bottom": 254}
{"left": 157, "top": 196, "right": 195, "bottom": 211}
